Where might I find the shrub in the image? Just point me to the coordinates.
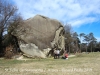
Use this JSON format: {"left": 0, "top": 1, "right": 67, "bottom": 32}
{"left": 5, "top": 50, "right": 14, "bottom": 59}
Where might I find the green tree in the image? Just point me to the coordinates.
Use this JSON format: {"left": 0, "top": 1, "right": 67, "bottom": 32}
{"left": 79, "top": 33, "right": 85, "bottom": 52}
{"left": 88, "top": 33, "right": 97, "bottom": 52}
{"left": 83, "top": 33, "right": 97, "bottom": 52}
{"left": 83, "top": 34, "right": 90, "bottom": 52}
{"left": 72, "top": 32, "right": 80, "bottom": 53}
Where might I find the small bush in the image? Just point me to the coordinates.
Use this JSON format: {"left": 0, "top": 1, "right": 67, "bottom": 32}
{"left": 5, "top": 51, "right": 14, "bottom": 59}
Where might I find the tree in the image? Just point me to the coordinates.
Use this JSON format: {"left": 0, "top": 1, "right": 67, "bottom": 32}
{"left": 72, "top": 32, "right": 80, "bottom": 53}
{"left": 83, "top": 33, "right": 97, "bottom": 52}
{"left": 83, "top": 34, "right": 90, "bottom": 52}
{"left": 88, "top": 33, "right": 97, "bottom": 52}
{"left": 0, "top": 0, "right": 22, "bottom": 56}
{"left": 95, "top": 42, "right": 100, "bottom": 52}
{"left": 64, "top": 24, "right": 73, "bottom": 53}
{"left": 79, "top": 33, "right": 85, "bottom": 52}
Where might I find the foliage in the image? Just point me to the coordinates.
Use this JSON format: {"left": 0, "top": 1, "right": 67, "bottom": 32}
{"left": 64, "top": 24, "right": 99, "bottom": 53}
{"left": 0, "top": 0, "right": 23, "bottom": 57}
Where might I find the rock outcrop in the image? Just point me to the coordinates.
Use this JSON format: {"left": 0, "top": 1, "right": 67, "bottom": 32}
{"left": 12, "top": 15, "right": 65, "bottom": 58}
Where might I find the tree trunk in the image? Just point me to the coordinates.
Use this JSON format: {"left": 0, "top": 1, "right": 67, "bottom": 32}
{"left": 80, "top": 37, "right": 82, "bottom": 53}
{"left": 91, "top": 45, "right": 92, "bottom": 52}
{"left": 80, "top": 44, "right": 81, "bottom": 53}
{"left": 76, "top": 41, "right": 79, "bottom": 53}
{"left": 85, "top": 43, "right": 87, "bottom": 52}
{"left": 0, "top": 31, "right": 3, "bottom": 56}
{"left": 68, "top": 44, "right": 70, "bottom": 53}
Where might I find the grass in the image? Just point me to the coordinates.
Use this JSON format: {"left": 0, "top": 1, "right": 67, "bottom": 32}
{"left": 0, "top": 52, "right": 100, "bottom": 75}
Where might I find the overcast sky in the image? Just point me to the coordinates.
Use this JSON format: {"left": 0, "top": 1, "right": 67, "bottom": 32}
{"left": 10, "top": 0, "right": 100, "bottom": 41}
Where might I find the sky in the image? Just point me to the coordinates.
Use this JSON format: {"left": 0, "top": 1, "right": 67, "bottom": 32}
{"left": 10, "top": 0, "right": 100, "bottom": 41}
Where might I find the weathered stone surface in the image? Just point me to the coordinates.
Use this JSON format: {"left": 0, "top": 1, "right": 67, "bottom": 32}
{"left": 12, "top": 15, "right": 65, "bottom": 58}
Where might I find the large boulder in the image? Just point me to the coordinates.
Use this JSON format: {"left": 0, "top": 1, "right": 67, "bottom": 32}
{"left": 12, "top": 15, "right": 65, "bottom": 58}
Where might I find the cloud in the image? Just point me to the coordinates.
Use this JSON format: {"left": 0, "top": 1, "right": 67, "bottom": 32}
{"left": 68, "top": 17, "right": 97, "bottom": 27}
{"left": 12, "top": 0, "right": 100, "bottom": 27}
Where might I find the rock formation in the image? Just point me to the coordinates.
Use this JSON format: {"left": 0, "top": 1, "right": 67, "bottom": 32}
{"left": 11, "top": 15, "right": 65, "bottom": 58}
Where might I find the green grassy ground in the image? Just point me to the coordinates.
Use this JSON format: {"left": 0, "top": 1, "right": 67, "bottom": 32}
{"left": 0, "top": 52, "right": 100, "bottom": 75}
